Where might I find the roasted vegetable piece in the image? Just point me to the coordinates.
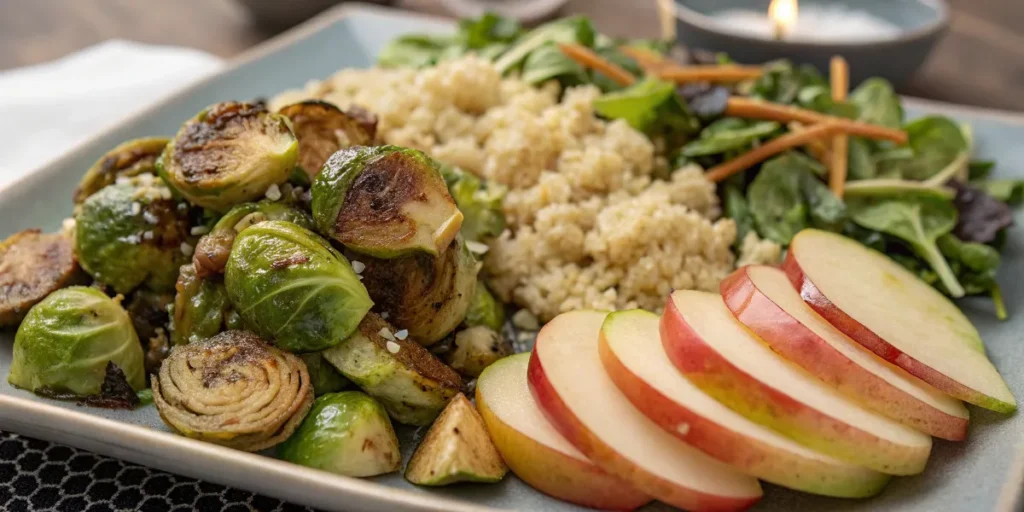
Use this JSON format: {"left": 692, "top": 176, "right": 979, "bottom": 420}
{"left": 311, "top": 145, "right": 463, "bottom": 258}
{"left": 278, "top": 101, "right": 375, "bottom": 179}
{"left": 299, "top": 352, "right": 351, "bottom": 396}
{"left": 193, "top": 200, "right": 313, "bottom": 277}
{"left": 157, "top": 101, "right": 298, "bottom": 212}
{"left": 225, "top": 220, "right": 372, "bottom": 353}
{"left": 8, "top": 287, "right": 145, "bottom": 398}
{"left": 0, "top": 229, "right": 80, "bottom": 327}
{"left": 322, "top": 312, "right": 463, "bottom": 426}
{"left": 439, "top": 165, "right": 506, "bottom": 242}
{"left": 405, "top": 393, "right": 507, "bottom": 486}
{"left": 152, "top": 330, "right": 314, "bottom": 451}
{"left": 360, "top": 238, "right": 478, "bottom": 345}
{"left": 125, "top": 289, "right": 173, "bottom": 344}
{"left": 75, "top": 178, "right": 192, "bottom": 294}
{"left": 279, "top": 391, "right": 401, "bottom": 477}
{"left": 73, "top": 137, "right": 169, "bottom": 204}
{"left": 446, "top": 326, "right": 512, "bottom": 378}
{"left": 464, "top": 282, "right": 505, "bottom": 331}
{"left": 169, "top": 263, "right": 232, "bottom": 346}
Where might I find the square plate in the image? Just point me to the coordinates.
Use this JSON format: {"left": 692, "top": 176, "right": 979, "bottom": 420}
{"left": 0, "top": 4, "right": 1021, "bottom": 512}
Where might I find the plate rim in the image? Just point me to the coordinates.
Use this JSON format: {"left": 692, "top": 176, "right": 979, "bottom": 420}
{"left": 0, "top": 3, "right": 1022, "bottom": 511}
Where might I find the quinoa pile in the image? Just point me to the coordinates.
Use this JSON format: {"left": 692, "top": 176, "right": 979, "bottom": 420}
{"left": 271, "top": 57, "right": 780, "bottom": 321}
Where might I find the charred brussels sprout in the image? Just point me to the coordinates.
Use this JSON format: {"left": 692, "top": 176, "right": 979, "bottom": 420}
{"left": 279, "top": 391, "right": 402, "bottom": 477}
{"left": 74, "top": 137, "right": 168, "bottom": 204}
{"left": 75, "top": 178, "right": 192, "bottom": 294}
{"left": 9, "top": 287, "right": 145, "bottom": 398}
{"left": 360, "top": 237, "right": 478, "bottom": 345}
{"left": 225, "top": 220, "right": 372, "bottom": 353}
{"left": 278, "top": 101, "right": 374, "bottom": 179}
{"left": 464, "top": 282, "right": 505, "bottom": 331}
{"left": 0, "top": 229, "right": 81, "bottom": 327}
{"left": 299, "top": 352, "right": 351, "bottom": 396}
{"left": 193, "top": 200, "right": 313, "bottom": 277}
{"left": 169, "top": 263, "right": 232, "bottom": 346}
{"left": 311, "top": 145, "right": 463, "bottom": 258}
{"left": 157, "top": 101, "right": 297, "bottom": 212}
{"left": 446, "top": 325, "right": 512, "bottom": 378}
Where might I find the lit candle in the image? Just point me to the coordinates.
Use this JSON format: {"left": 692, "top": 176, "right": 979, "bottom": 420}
{"left": 711, "top": 0, "right": 901, "bottom": 43}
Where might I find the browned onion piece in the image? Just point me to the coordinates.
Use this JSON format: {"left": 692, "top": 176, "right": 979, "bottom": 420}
{"left": 152, "top": 330, "right": 314, "bottom": 452}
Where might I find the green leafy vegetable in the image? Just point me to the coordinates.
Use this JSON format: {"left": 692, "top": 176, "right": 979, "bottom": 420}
{"left": 750, "top": 60, "right": 827, "bottom": 105}
{"left": 968, "top": 160, "right": 996, "bottom": 181}
{"left": 843, "top": 179, "right": 955, "bottom": 201}
{"left": 723, "top": 183, "right": 754, "bottom": 249}
{"left": 378, "top": 34, "right": 455, "bottom": 69}
{"left": 847, "top": 137, "right": 877, "bottom": 180}
{"left": 849, "top": 78, "right": 902, "bottom": 129}
{"left": 680, "top": 121, "right": 780, "bottom": 157}
{"left": 879, "top": 116, "right": 967, "bottom": 181}
{"left": 520, "top": 42, "right": 588, "bottom": 85}
{"left": 494, "top": 16, "right": 596, "bottom": 75}
{"left": 746, "top": 153, "right": 846, "bottom": 245}
{"left": 593, "top": 78, "right": 677, "bottom": 131}
{"left": 973, "top": 180, "right": 1024, "bottom": 205}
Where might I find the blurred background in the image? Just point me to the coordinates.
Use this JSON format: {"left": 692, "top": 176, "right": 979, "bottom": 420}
{"left": 1, "top": 0, "right": 1021, "bottom": 111}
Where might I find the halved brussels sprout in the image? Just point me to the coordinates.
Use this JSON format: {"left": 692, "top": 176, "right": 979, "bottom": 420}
{"left": 73, "top": 137, "right": 169, "bottom": 204}
{"left": 446, "top": 325, "right": 512, "bottom": 378}
{"left": 157, "top": 101, "right": 298, "bottom": 212}
{"left": 192, "top": 200, "right": 313, "bottom": 277}
{"left": 75, "top": 178, "right": 192, "bottom": 294}
{"left": 299, "top": 352, "right": 351, "bottom": 396}
{"left": 169, "top": 263, "right": 232, "bottom": 346}
{"left": 278, "top": 391, "right": 401, "bottom": 477}
{"left": 0, "top": 229, "right": 81, "bottom": 327}
{"left": 311, "top": 145, "right": 463, "bottom": 258}
{"left": 405, "top": 393, "right": 507, "bottom": 486}
{"left": 278, "top": 101, "right": 375, "bottom": 179}
{"left": 225, "top": 220, "right": 373, "bottom": 353}
{"left": 464, "top": 281, "right": 506, "bottom": 331}
{"left": 360, "top": 237, "right": 478, "bottom": 345}
{"left": 322, "top": 312, "right": 463, "bottom": 425}
{"left": 9, "top": 287, "right": 145, "bottom": 398}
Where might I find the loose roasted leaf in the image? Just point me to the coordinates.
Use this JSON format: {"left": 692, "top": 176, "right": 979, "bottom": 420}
{"left": 951, "top": 181, "right": 1014, "bottom": 243}
{"left": 849, "top": 78, "right": 903, "bottom": 129}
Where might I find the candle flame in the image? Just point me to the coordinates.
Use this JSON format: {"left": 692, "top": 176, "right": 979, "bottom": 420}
{"left": 768, "top": 0, "right": 798, "bottom": 38}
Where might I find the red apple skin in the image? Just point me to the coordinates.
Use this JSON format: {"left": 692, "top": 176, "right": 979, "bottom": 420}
{"left": 661, "top": 296, "right": 929, "bottom": 476}
{"left": 781, "top": 254, "right": 1012, "bottom": 413}
{"left": 475, "top": 388, "right": 651, "bottom": 511}
{"left": 527, "top": 350, "right": 761, "bottom": 512}
{"left": 721, "top": 267, "right": 968, "bottom": 441}
{"left": 598, "top": 334, "right": 890, "bottom": 498}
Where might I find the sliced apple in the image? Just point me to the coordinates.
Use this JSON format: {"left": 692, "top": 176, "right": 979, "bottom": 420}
{"left": 663, "top": 291, "right": 932, "bottom": 475}
{"left": 722, "top": 265, "right": 969, "bottom": 441}
{"left": 600, "top": 309, "right": 890, "bottom": 498}
{"left": 529, "top": 310, "right": 763, "bottom": 511}
{"left": 784, "top": 229, "right": 1016, "bottom": 413}
{"left": 476, "top": 353, "right": 651, "bottom": 511}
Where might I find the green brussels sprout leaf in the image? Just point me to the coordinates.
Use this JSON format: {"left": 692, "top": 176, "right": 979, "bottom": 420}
{"left": 73, "top": 137, "right": 169, "bottom": 204}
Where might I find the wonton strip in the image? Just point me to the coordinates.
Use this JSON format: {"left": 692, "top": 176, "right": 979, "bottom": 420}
{"left": 558, "top": 43, "right": 636, "bottom": 87}
{"left": 619, "top": 46, "right": 669, "bottom": 74}
{"left": 830, "top": 56, "right": 850, "bottom": 197}
{"left": 726, "top": 97, "right": 908, "bottom": 144}
{"left": 789, "top": 122, "right": 833, "bottom": 165}
{"left": 706, "top": 123, "right": 841, "bottom": 182}
{"left": 659, "top": 65, "right": 764, "bottom": 83}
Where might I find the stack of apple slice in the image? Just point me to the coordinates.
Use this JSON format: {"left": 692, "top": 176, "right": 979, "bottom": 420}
{"left": 475, "top": 228, "right": 1015, "bottom": 511}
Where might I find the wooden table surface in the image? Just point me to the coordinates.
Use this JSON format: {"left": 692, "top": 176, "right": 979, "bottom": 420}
{"left": 1, "top": 0, "right": 1022, "bottom": 112}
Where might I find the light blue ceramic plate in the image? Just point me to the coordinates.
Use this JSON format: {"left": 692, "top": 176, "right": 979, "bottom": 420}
{"left": 0, "top": 4, "right": 1021, "bottom": 512}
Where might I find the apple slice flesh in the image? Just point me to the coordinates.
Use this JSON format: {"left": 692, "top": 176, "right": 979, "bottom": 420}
{"left": 723, "top": 265, "right": 969, "bottom": 441}
{"left": 784, "top": 229, "right": 1016, "bottom": 413}
{"left": 530, "top": 310, "right": 763, "bottom": 511}
{"left": 475, "top": 353, "right": 651, "bottom": 511}
{"left": 663, "top": 291, "right": 932, "bottom": 475}
{"left": 601, "top": 309, "right": 890, "bottom": 498}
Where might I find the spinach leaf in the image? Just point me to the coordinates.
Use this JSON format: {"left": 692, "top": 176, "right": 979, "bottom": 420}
{"left": 849, "top": 78, "right": 903, "bottom": 129}
{"left": 593, "top": 78, "right": 676, "bottom": 131}
{"left": 723, "top": 183, "right": 754, "bottom": 249}
{"left": 797, "top": 85, "right": 859, "bottom": 118}
{"left": 847, "top": 196, "right": 965, "bottom": 297}
{"left": 847, "top": 137, "right": 877, "bottom": 180}
{"left": 878, "top": 116, "right": 967, "bottom": 181}
{"left": 972, "top": 180, "right": 1024, "bottom": 205}
{"left": 378, "top": 34, "right": 455, "bottom": 68}
{"left": 680, "top": 121, "right": 780, "bottom": 157}
{"left": 937, "top": 234, "right": 1000, "bottom": 272}
{"left": 590, "top": 47, "right": 643, "bottom": 93}
{"left": 746, "top": 153, "right": 846, "bottom": 245}
{"left": 968, "top": 160, "right": 996, "bottom": 180}
{"left": 950, "top": 181, "right": 1014, "bottom": 243}
{"left": 494, "top": 16, "right": 596, "bottom": 75}
{"left": 521, "top": 42, "right": 588, "bottom": 85}
{"left": 801, "top": 170, "right": 847, "bottom": 231}
{"left": 751, "top": 60, "right": 827, "bottom": 105}
{"left": 457, "top": 13, "right": 522, "bottom": 49}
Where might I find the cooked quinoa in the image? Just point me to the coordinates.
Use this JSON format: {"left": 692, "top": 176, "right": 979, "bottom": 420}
{"left": 271, "top": 57, "right": 780, "bottom": 321}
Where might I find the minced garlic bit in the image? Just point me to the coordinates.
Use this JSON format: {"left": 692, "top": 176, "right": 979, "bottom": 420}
{"left": 143, "top": 210, "right": 160, "bottom": 225}
{"left": 394, "top": 329, "right": 409, "bottom": 341}
{"left": 264, "top": 183, "right": 282, "bottom": 201}
{"left": 378, "top": 327, "right": 396, "bottom": 342}
{"left": 180, "top": 242, "right": 194, "bottom": 256}
{"left": 351, "top": 260, "right": 365, "bottom": 274}
{"left": 143, "top": 231, "right": 154, "bottom": 240}
{"left": 130, "top": 202, "right": 142, "bottom": 215}
{"left": 465, "top": 240, "right": 490, "bottom": 255}
{"left": 190, "top": 225, "right": 211, "bottom": 236}
{"left": 380, "top": 311, "right": 390, "bottom": 320}
{"left": 386, "top": 341, "right": 401, "bottom": 354}
{"left": 511, "top": 309, "right": 540, "bottom": 331}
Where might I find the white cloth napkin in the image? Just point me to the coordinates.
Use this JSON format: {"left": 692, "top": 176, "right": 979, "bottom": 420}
{"left": 0, "top": 40, "right": 223, "bottom": 191}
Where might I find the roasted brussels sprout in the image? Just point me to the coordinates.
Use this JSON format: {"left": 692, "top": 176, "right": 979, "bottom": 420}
{"left": 157, "top": 101, "right": 298, "bottom": 212}
{"left": 299, "top": 352, "right": 351, "bottom": 396}
{"left": 440, "top": 164, "right": 507, "bottom": 242}
{"left": 8, "top": 287, "right": 145, "bottom": 398}
{"left": 360, "top": 238, "right": 478, "bottom": 345}
{"left": 75, "top": 178, "right": 192, "bottom": 294}
{"left": 405, "top": 393, "right": 507, "bottom": 486}
{"left": 225, "top": 220, "right": 373, "bottom": 353}
{"left": 125, "top": 289, "right": 173, "bottom": 344}
{"left": 169, "top": 263, "right": 232, "bottom": 346}
{"left": 193, "top": 200, "right": 313, "bottom": 277}
{"left": 278, "top": 101, "right": 374, "bottom": 179}
{"left": 322, "top": 312, "right": 462, "bottom": 425}
{"left": 311, "top": 145, "right": 463, "bottom": 258}
{"left": 0, "top": 229, "right": 81, "bottom": 327}
{"left": 73, "top": 137, "right": 168, "bottom": 204}
{"left": 464, "top": 282, "right": 505, "bottom": 331}
{"left": 152, "top": 330, "right": 314, "bottom": 451}
{"left": 446, "top": 326, "right": 512, "bottom": 378}
{"left": 278, "top": 391, "right": 401, "bottom": 477}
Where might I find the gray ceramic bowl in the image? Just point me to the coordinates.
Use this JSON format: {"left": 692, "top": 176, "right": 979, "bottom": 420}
{"left": 673, "top": 0, "right": 949, "bottom": 87}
